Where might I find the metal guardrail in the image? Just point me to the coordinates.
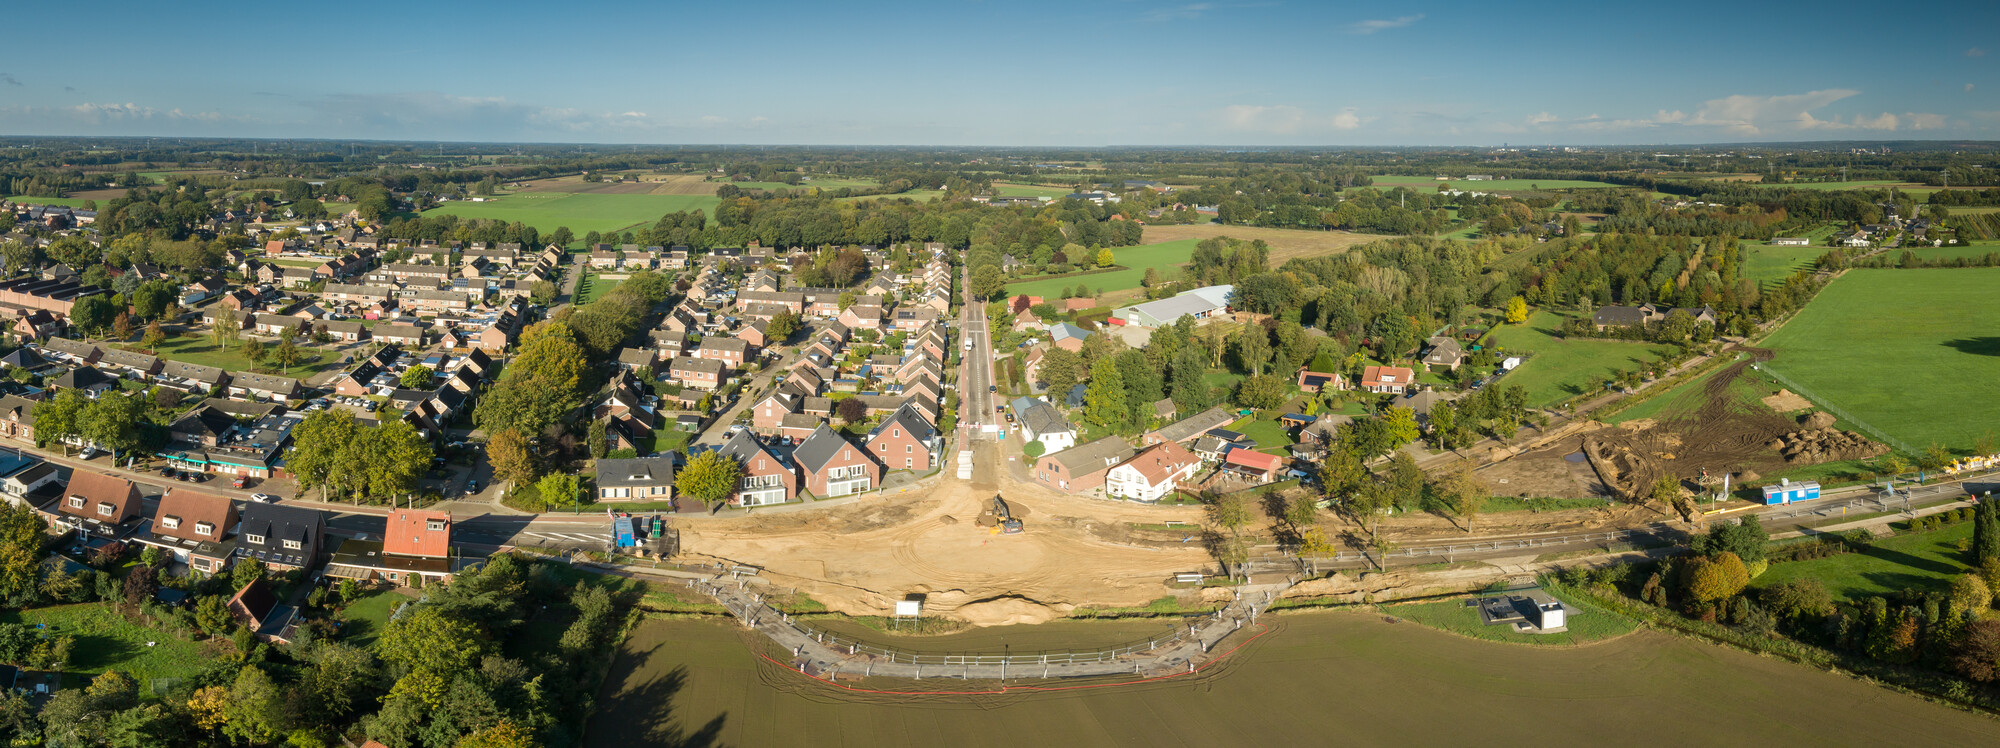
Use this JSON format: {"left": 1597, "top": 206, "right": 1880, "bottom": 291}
{"left": 790, "top": 622, "right": 1206, "bottom": 667}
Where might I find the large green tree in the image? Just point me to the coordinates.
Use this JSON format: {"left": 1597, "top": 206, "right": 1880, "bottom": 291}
{"left": 676, "top": 450, "right": 742, "bottom": 509}
{"left": 1083, "top": 356, "right": 1127, "bottom": 428}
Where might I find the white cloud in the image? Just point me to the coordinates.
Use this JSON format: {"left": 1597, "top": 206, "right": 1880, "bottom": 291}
{"left": 1144, "top": 3, "right": 1212, "bottom": 23}
{"left": 1685, "top": 89, "right": 1858, "bottom": 134}
{"left": 1526, "top": 111, "right": 1558, "bottom": 126}
{"left": 1220, "top": 104, "right": 1305, "bottom": 133}
{"left": 1968, "top": 83, "right": 1977, "bottom": 93}
{"left": 1969, "top": 47, "right": 1988, "bottom": 58}
{"left": 1330, "top": 108, "right": 1362, "bottom": 130}
{"left": 1905, "top": 112, "right": 1948, "bottom": 130}
{"left": 1348, "top": 14, "right": 1422, "bottom": 34}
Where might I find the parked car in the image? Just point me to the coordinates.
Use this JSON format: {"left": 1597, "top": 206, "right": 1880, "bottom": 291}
{"left": 465, "top": 479, "right": 480, "bottom": 494}
{"left": 78, "top": 447, "right": 102, "bottom": 460}
{"left": 250, "top": 494, "right": 279, "bottom": 503}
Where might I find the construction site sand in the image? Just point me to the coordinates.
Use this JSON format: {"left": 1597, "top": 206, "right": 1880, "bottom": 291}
{"left": 1762, "top": 389, "right": 1813, "bottom": 413}
{"left": 680, "top": 444, "right": 1211, "bottom": 626}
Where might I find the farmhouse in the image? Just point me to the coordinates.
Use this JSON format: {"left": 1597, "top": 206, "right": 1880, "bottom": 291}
{"left": 1105, "top": 441, "right": 1200, "bottom": 502}
{"left": 1009, "top": 396, "right": 1076, "bottom": 454}
{"left": 1032, "top": 436, "right": 1135, "bottom": 493}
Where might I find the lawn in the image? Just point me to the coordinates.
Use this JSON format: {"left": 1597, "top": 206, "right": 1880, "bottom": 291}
{"left": 588, "top": 612, "right": 2000, "bottom": 747}
{"left": 113, "top": 333, "right": 346, "bottom": 378}
{"left": 1003, "top": 238, "right": 1200, "bottom": 301}
{"left": 1760, "top": 268, "right": 2000, "bottom": 451}
{"left": 424, "top": 191, "right": 721, "bottom": 238}
{"left": 576, "top": 273, "right": 624, "bottom": 304}
{"left": 1483, "top": 311, "right": 1673, "bottom": 408}
{"left": 1133, "top": 224, "right": 1377, "bottom": 265}
{"left": 1385, "top": 588, "right": 1637, "bottom": 646}
{"left": 1903, "top": 242, "right": 2000, "bottom": 262}
{"left": 1367, "top": 176, "right": 1630, "bottom": 193}
{"left": 1, "top": 603, "right": 211, "bottom": 695}
{"left": 335, "top": 588, "right": 405, "bottom": 648}
{"left": 1755, "top": 522, "right": 1975, "bottom": 602}
{"left": 1227, "top": 411, "right": 1296, "bottom": 452}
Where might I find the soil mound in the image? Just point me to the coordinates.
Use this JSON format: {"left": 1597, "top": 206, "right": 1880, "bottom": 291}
{"left": 1770, "top": 428, "right": 1888, "bottom": 464}
{"left": 952, "top": 595, "right": 1068, "bottom": 626}
{"left": 1800, "top": 411, "right": 1837, "bottom": 430}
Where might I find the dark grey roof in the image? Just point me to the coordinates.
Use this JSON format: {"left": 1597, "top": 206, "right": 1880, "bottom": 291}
{"left": 715, "top": 430, "right": 777, "bottom": 465}
{"left": 792, "top": 424, "right": 859, "bottom": 473}
{"left": 1592, "top": 305, "right": 1645, "bottom": 327}
{"left": 596, "top": 456, "right": 676, "bottom": 487}
{"left": 1009, "top": 396, "right": 1071, "bottom": 436}
{"left": 1150, "top": 407, "right": 1236, "bottom": 443}
{"left": 237, "top": 502, "right": 323, "bottom": 566}
{"left": 869, "top": 403, "right": 935, "bottom": 441}
{"left": 1045, "top": 436, "right": 1136, "bottom": 474}
{"left": 0, "top": 348, "right": 50, "bottom": 369}
{"left": 54, "top": 366, "right": 114, "bottom": 391}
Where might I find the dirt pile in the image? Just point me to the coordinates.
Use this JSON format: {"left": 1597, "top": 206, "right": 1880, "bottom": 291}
{"left": 1769, "top": 426, "right": 1888, "bottom": 464}
{"left": 1801, "top": 411, "right": 1838, "bottom": 430}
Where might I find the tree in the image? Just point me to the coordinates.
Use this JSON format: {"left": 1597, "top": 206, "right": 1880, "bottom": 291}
{"left": 1693, "top": 514, "right": 1769, "bottom": 564}
{"left": 487, "top": 428, "right": 537, "bottom": 485}
{"left": 110, "top": 311, "right": 135, "bottom": 340}
{"left": 71, "top": 294, "right": 116, "bottom": 335}
{"left": 1083, "top": 356, "right": 1127, "bottom": 428}
{"left": 1094, "top": 248, "right": 1115, "bottom": 268}
{"left": 1948, "top": 574, "right": 1993, "bottom": 618}
{"left": 1381, "top": 406, "right": 1420, "bottom": 450}
{"left": 1436, "top": 463, "right": 1486, "bottom": 532}
{"left": 970, "top": 265, "right": 1006, "bottom": 300}
{"left": 457, "top": 720, "right": 538, "bottom": 748}
{"left": 586, "top": 419, "right": 608, "bottom": 459}
{"left": 535, "top": 473, "right": 580, "bottom": 510}
{"left": 212, "top": 310, "right": 240, "bottom": 351}
{"left": 1684, "top": 551, "right": 1750, "bottom": 603}
{"left": 79, "top": 393, "right": 146, "bottom": 461}
{"left": 1039, "top": 346, "right": 1084, "bottom": 396}
{"left": 1956, "top": 620, "right": 2000, "bottom": 682}
{"left": 242, "top": 338, "right": 267, "bottom": 365}
{"left": 1504, "top": 296, "right": 1528, "bottom": 324}
{"left": 273, "top": 336, "right": 302, "bottom": 374}
{"left": 676, "top": 450, "right": 742, "bottom": 509}
{"left": 31, "top": 388, "right": 87, "bottom": 454}
{"left": 140, "top": 320, "right": 165, "bottom": 349}
{"left": 1233, "top": 326, "right": 1272, "bottom": 375}
{"left": 1977, "top": 499, "right": 2000, "bottom": 565}
{"left": 195, "top": 594, "right": 233, "bottom": 637}
{"left": 1758, "top": 578, "right": 1833, "bottom": 622}
{"left": 475, "top": 322, "right": 591, "bottom": 437}
{"left": 836, "top": 397, "right": 867, "bottom": 425}
{"left": 1233, "top": 374, "right": 1290, "bottom": 409}
{"left": 399, "top": 365, "right": 435, "bottom": 389}
{"left": 287, "top": 410, "right": 359, "bottom": 502}
{"left": 766, "top": 310, "right": 801, "bottom": 342}
{"left": 232, "top": 557, "right": 265, "bottom": 591}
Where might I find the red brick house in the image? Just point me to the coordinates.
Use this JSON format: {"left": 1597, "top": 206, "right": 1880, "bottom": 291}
{"left": 792, "top": 424, "right": 880, "bottom": 498}
{"left": 716, "top": 430, "right": 796, "bottom": 507}
{"left": 865, "top": 403, "right": 938, "bottom": 472}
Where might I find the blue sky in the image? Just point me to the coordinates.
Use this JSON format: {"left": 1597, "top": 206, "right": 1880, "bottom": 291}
{"left": 1, "top": 0, "right": 1994, "bottom": 145}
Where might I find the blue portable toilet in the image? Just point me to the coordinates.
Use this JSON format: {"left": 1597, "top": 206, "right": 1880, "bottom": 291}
{"left": 612, "top": 516, "right": 636, "bottom": 548}
{"left": 1761, "top": 479, "right": 1821, "bottom": 505}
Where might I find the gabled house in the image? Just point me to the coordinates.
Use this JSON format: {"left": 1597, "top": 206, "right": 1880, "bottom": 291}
{"left": 51, "top": 366, "right": 116, "bottom": 398}
{"left": 866, "top": 403, "right": 938, "bottom": 472}
{"left": 143, "top": 488, "right": 239, "bottom": 574}
{"left": 1032, "top": 436, "right": 1135, "bottom": 493}
{"left": 234, "top": 502, "right": 323, "bottom": 572}
{"left": 1105, "top": 441, "right": 1201, "bottom": 502}
{"left": 1421, "top": 337, "right": 1465, "bottom": 371}
{"left": 52, "top": 471, "right": 143, "bottom": 535}
{"left": 595, "top": 455, "right": 676, "bottom": 502}
{"left": 792, "top": 424, "right": 880, "bottom": 498}
{"left": 1221, "top": 449, "right": 1284, "bottom": 484}
{"left": 1009, "top": 396, "right": 1076, "bottom": 454}
{"left": 0, "top": 395, "right": 37, "bottom": 444}
{"left": 327, "top": 509, "right": 457, "bottom": 586}
{"left": 716, "top": 431, "right": 796, "bottom": 507}
{"left": 1359, "top": 366, "right": 1415, "bottom": 394}
{"left": 1296, "top": 368, "right": 1345, "bottom": 394}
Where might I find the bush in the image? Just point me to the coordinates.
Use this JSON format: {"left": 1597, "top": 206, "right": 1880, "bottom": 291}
{"left": 1023, "top": 440, "right": 1045, "bottom": 459}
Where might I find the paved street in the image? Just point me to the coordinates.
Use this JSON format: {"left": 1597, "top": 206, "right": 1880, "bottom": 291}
{"left": 958, "top": 261, "right": 995, "bottom": 435}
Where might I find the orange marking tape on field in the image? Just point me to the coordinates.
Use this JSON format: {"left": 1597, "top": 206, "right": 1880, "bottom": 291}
{"left": 754, "top": 624, "right": 1273, "bottom": 696}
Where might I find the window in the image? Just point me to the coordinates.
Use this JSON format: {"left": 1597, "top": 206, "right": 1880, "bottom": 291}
{"left": 283, "top": 540, "right": 301, "bottom": 550}
{"left": 906, "top": 445, "right": 913, "bottom": 453}
{"left": 195, "top": 522, "right": 214, "bottom": 536}
{"left": 67, "top": 496, "right": 84, "bottom": 509}
{"left": 426, "top": 519, "right": 447, "bottom": 532}
{"left": 893, "top": 429, "right": 901, "bottom": 438}
{"left": 905, "top": 458, "right": 913, "bottom": 469}
{"left": 96, "top": 503, "right": 114, "bottom": 517}
{"left": 245, "top": 534, "right": 266, "bottom": 545}
{"left": 160, "top": 516, "right": 181, "bottom": 529}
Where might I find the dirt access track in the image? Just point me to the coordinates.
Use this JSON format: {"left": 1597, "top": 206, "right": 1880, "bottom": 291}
{"left": 678, "top": 442, "right": 1213, "bottom": 626}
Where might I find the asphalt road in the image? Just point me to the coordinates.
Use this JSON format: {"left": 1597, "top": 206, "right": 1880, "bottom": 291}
{"left": 958, "top": 260, "right": 994, "bottom": 433}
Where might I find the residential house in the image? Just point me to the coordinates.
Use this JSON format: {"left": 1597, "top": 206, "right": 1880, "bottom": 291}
{"left": 1296, "top": 368, "right": 1344, "bottom": 393}
{"left": 1032, "top": 436, "right": 1136, "bottom": 493}
{"left": 227, "top": 372, "right": 302, "bottom": 402}
{"left": 1009, "top": 396, "right": 1076, "bottom": 454}
{"left": 0, "top": 395, "right": 36, "bottom": 444}
{"left": 1104, "top": 441, "right": 1201, "bottom": 502}
{"left": 326, "top": 510, "right": 456, "bottom": 586}
{"left": 595, "top": 456, "right": 676, "bottom": 503}
{"left": 96, "top": 349, "right": 162, "bottom": 381}
{"left": 1358, "top": 366, "right": 1415, "bottom": 394}
{"left": 1142, "top": 407, "right": 1236, "bottom": 447}
{"left": 1422, "top": 336, "right": 1465, "bottom": 371}
{"left": 52, "top": 471, "right": 143, "bottom": 535}
{"left": 866, "top": 403, "right": 938, "bottom": 472}
{"left": 698, "top": 337, "right": 751, "bottom": 368}
{"left": 793, "top": 424, "right": 881, "bottom": 498}
{"left": 1221, "top": 449, "right": 1284, "bottom": 484}
{"left": 668, "top": 356, "right": 726, "bottom": 390}
{"left": 234, "top": 502, "right": 323, "bottom": 572}
{"left": 144, "top": 488, "right": 239, "bottom": 574}
{"left": 51, "top": 366, "right": 116, "bottom": 398}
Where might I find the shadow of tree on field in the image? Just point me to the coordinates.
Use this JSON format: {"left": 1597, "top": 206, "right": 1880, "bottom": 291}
{"left": 1944, "top": 338, "right": 2000, "bottom": 357}
{"left": 587, "top": 659, "right": 728, "bottom": 748}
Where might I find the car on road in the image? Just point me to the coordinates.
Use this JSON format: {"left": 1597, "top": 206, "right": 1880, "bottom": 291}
{"left": 465, "top": 479, "right": 480, "bottom": 494}
{"left": 726, "top": 424, "right": 746, "bottom": 435}
{"left": 79, "top": 447, "right": 102, "bottom": 460}
{"left": 988, "top": 385, "right": 997, "bottom": 393}
{"left": 250, "top": 493, "right": 279, "bottom": 503}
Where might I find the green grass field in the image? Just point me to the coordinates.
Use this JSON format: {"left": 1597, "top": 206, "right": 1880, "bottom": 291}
{"left": 836, "top": 189, "right": 946, "bottom": 203}
{"left": 335, "top": 589, "right": 405, "bottom": 648}
{"left": 424, "top": 191, "right": 720, "bottom": 238}
{"left": 1749, "top": 180, "right": 1919, "bottom": 191}
{"left": 988, "top": 184, "right": 1072, "bottom": 199}
{"left": 5, "top": 195, "right": 92, "bottom": 207}
{"left": 729, "top": 178, "right": 880, "bottom": 191}
{"left": 1903, "top": 242, "right": 2000, "bottom": 262}
{"left": 576, "top": 273, "right": 624, "bottom": 304}
{"left": 1761, "top": 269, "right": 2000, "bottom": 451}
{"left": 113, "top": 333, "right": 344, "bottom": 378}
{"left": 1227, "top": 411, "right": 1297, "bottom": 452}
{"left": 1755, "top": 522, "right": 1975, "bottom": 602}
{"left": 1368, "top": 176, "right": 1629, "bottom": 193}
{"left": 1386, "top": 588, "right": 1636, "bottom": 645}
{"left": 1484, "top": 311, "right": 1673, "bottom": 407}
{"left": 1741, "top": 225, "right": 1839, "bottom": 283}
{"left": 589, "top": 613, "right": 2000, "bottom": 747}
{"left": 1, "top": 603, "right": 211, "bottom": 695}
{"left": 1003, "top": 239, "right": 1200, "bottom": 299}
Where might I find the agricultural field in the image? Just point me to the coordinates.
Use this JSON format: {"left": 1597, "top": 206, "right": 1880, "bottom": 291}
{"left": 1483, "top": 311, "right": 1674, "bottom": 408}
{"left": 5, "top": 194, "right": 92, "bottom": 207}
{"left": 1134, "top": 223, "right": 1377, "bottom": 265}
{"left": 1760, "top": 269, "right": 2000, "bottom": 452}
{"left": 836, "top": 189, "right": 947, "bottom": 203}
{"left": 587, "top": 613, "right": 2000, "bottom": 747}
{"left": 993, "top": 182, "right": 1075, "bottom": 198}
{"left": 0, "top": 603, "right": 212, "bottom": 696}
{"left": 730, "top": 177, "right": 881, "bottom": 192}
{"left": 1754, "top": 522, "right": 1976, "bottom": 602}
{"left": 1903, "top": 242, "right": 2000, "bottom": 262}
{"left": 1749, "top": 180, "right": 1921, "bottom": 191}
{"left": 1367, "top": 176, "right": 1630, "bottom": 193}
{"left": 1003, "top": 238, "right": 1200, "bottom": 303}
{"left": 424, "top": 191, "right": 720, "bottom": 238}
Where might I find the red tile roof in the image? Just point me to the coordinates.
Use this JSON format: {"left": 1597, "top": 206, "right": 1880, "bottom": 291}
{"left": 1223, "top": 449, "right": 1283, "bottom": 472}
{"left": 153, "top": 489, "right": 237, "bottom": 544}
{"left": 1120, "top": 441, "right": 1201, "bottom": 485}
{"left": 59, "top": 471, "right": 141, "bottom": 522}
{"left": 384, "top": 509, "right": 451, "bottom": 558}
{"left": 1361, "top": 365, "right": 1414, "bottom": 388}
